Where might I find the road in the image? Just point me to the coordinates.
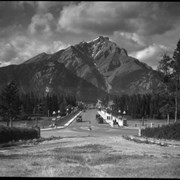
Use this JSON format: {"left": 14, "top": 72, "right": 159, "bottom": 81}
{"left": 0, "top": 109, "right": 180, "bottom": 178}
{"left": 42, "top": 109, "right": 138, "bottom": 138}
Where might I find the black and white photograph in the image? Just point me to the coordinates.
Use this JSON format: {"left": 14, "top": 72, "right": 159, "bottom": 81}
{"left": 0, "top": 1, "right": 180, "bottom": 178}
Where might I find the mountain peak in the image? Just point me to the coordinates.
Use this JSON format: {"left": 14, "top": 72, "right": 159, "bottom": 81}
{"left": 87, "top": 36, "right": 110, "bottom": 44}
{"left": 98, "top": 36, "right": 109, "bottom": 41}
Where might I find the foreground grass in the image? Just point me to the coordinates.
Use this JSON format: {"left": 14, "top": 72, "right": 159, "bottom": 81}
{"left": 0, "top": 142, "right": 180, "bottom": 177}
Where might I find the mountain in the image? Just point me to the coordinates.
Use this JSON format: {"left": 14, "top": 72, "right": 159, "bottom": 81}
{"left": 0, "top": 36, "right": 163, "bottom": 102}
{"left": 0, "top": 56, "right": 107, "bottom": 102}
{"left": 87, "top": 36, "right": 162, "bottom": 95}
{"left": 48, "top": 36, "right": 162, "bottom": 95}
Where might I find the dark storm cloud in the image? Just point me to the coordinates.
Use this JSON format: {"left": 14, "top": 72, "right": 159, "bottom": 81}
{"left": 0, "top": 1, "right": 36, "bottom": 28}
{"left": 0, "top": 1, "right": 78, "bottom": 33}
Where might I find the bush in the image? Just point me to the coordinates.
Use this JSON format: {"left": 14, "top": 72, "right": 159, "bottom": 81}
{"left": 141, "top": 123, "right": 180, "bottom": 140}
{"left": 15, "top": 114, "right": 29, "bottom": 121}
{"left": 0, "top": 125, "right": 40, "bottom": 144}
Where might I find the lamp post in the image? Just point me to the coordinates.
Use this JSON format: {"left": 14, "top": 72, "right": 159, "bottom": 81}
{"left": 57, "top": 110, "right": 61, "bottom": 122}
{"left": 52, "top": 111, "right": 56, "bottom": 127}
{"left": 122, "top": 110, "right": 126, "bottom": 119}
{"left": 118, "top": 109, "right": 121, "bottom": 120}
{"left": 118, "top": 109, "right": 121, "bottom": 115}
{"left": 122, "top": 110, "right": 126, "bottom": 126}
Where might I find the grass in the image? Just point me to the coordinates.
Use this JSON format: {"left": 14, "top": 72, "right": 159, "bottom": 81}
{"left": 0, "top": 140, "right": 180, "bottom": 177}
{"left": 0, "top": 110, "right": 80, "bottom": 129}
{"left": 53, "top": 144, "right": 107, "bottom": 154}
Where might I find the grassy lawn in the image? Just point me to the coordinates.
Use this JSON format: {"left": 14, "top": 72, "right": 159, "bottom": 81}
{"left": 0, "top": 140, "right": 179, "bottom": 177}
{"left": 0, "top": 110, "right": 80, "bottom": 129}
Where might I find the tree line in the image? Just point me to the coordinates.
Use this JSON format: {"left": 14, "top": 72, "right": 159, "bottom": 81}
{"left": 113, "top": 93, "right": 177, "bottom": 120}
{"left": 0, "top": 81, "right": 77, "bottom": 127}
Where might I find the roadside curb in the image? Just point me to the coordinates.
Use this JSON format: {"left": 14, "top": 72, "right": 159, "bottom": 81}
{"left": 123, "top": 135, "right": 180, "bottom": 147}
{"left": 41, "top": 111, "right": 82, "bottom": 131}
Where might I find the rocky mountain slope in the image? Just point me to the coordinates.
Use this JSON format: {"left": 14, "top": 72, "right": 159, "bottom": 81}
{"left": 0, "top": 57, "right": 107, "bottom": 102}
{"left": 0, "top": 36, "right": 163, "bottom": 102}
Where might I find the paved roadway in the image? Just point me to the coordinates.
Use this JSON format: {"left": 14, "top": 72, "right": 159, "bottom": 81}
{"left": 41, "top": 109, "right": 139, "bottom": 138}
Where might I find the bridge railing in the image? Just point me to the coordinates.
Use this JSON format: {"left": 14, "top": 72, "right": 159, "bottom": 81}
{"left": 97, "top": 110, "right": 126, "bottom": 127}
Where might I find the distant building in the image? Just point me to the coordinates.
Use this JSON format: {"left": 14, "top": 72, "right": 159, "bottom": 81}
{"left": 96, "top": 99, "right": 102, "bottom": 108}
{"left": 108, "top": 100, "right": 114, "bottom": 109}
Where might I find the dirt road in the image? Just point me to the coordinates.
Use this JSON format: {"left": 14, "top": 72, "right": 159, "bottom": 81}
{"left": 0, "top": 109, "right": 180, "bottom": 177}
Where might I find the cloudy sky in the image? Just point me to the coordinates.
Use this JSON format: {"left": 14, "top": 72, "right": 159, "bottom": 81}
{"left": 0, "top": 1, "right": 180, "bottom": 69}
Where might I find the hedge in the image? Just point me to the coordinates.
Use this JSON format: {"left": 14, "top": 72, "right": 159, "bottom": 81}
{"left": 141, "top": 123, "right": 180, "bottom": 140}
{"left": 0, "top": 125, "right": 40, "bottom": 144}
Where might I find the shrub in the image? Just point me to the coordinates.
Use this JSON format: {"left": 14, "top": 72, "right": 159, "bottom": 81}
{"left": 0, "top": 125, "right": 40, "bottom": 144}
{"left": 15, "top": 114, "right": 29, "bottom": 121}
{"left": 141, "top": 123, "right": 180, "bottom": 140}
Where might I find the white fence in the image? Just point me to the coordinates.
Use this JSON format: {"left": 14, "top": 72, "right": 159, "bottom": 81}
{"left": 97, "top": 110, "right": 124, "bottom": 127}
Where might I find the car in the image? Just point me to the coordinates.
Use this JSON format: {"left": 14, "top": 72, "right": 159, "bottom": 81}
{"left": 96, "top": 114, "right": 101, "bottom": 119}
{"left": 97, "top": 117, "right": 104, "bottom": 124}
{"left": 76, "top": 115, "right": 82, "bottom": 122}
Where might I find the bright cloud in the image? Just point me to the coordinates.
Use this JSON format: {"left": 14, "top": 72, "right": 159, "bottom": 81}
{"left": 58, "top": 2, "right": 140, "bottom": 34}
{"left": 28, "top": 13, "right": 55, "bottom": 36}
{"left": 58, "top": 2, "right": 180, "bottom": 36}
{"left": 0, "top": 35, "right": 68, "bottom": 66}
{"left": 130, "top": 44, "right": 171, "bottom": 69}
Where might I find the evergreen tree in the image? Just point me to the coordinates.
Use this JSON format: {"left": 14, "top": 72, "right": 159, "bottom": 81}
{"left": 172, "top": 39, "right": 180, "bottom": 122}
{"left": 158, "top": 53, "right": 172, "bottom": 80}
{"left": 159, "top": 92, "right": 174, "bottom": 124}
{"left": 0, "top": 81, "right": 21, "bottom": 127}
{"left": 158, "top": 53, "right": 175, "bottom": 121}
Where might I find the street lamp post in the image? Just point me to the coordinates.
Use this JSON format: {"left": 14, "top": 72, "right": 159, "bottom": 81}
{"left": 118, "top": 109, "right": 122, "bottom": 120}
{"left": 57, "top": 110, "right": 61, "bottom": 122}
{"left": 122, "top": 110, "right": 126, "bottom": 119}
{"left": 122, "top": 110, "right": 127, "bottom": 126}
{"left": 52, "top": 111, "right": 56, "bottom": 127}
{"left": 118, "top": 109, "right": 121, "bottom": 116}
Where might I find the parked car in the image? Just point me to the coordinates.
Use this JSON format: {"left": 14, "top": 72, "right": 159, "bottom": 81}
{"left": 96, "top": 114, "right": 101, "bottom": 119}
{"left": 76, "top": 115, "right": 82, "bottom": 122}
{"left": 97, "top": 117, "right": 104, "bottom": 124}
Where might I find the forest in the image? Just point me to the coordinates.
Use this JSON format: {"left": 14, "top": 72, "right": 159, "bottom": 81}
{"left": 0, "top": 81, "right": 77, "bottom": 127}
